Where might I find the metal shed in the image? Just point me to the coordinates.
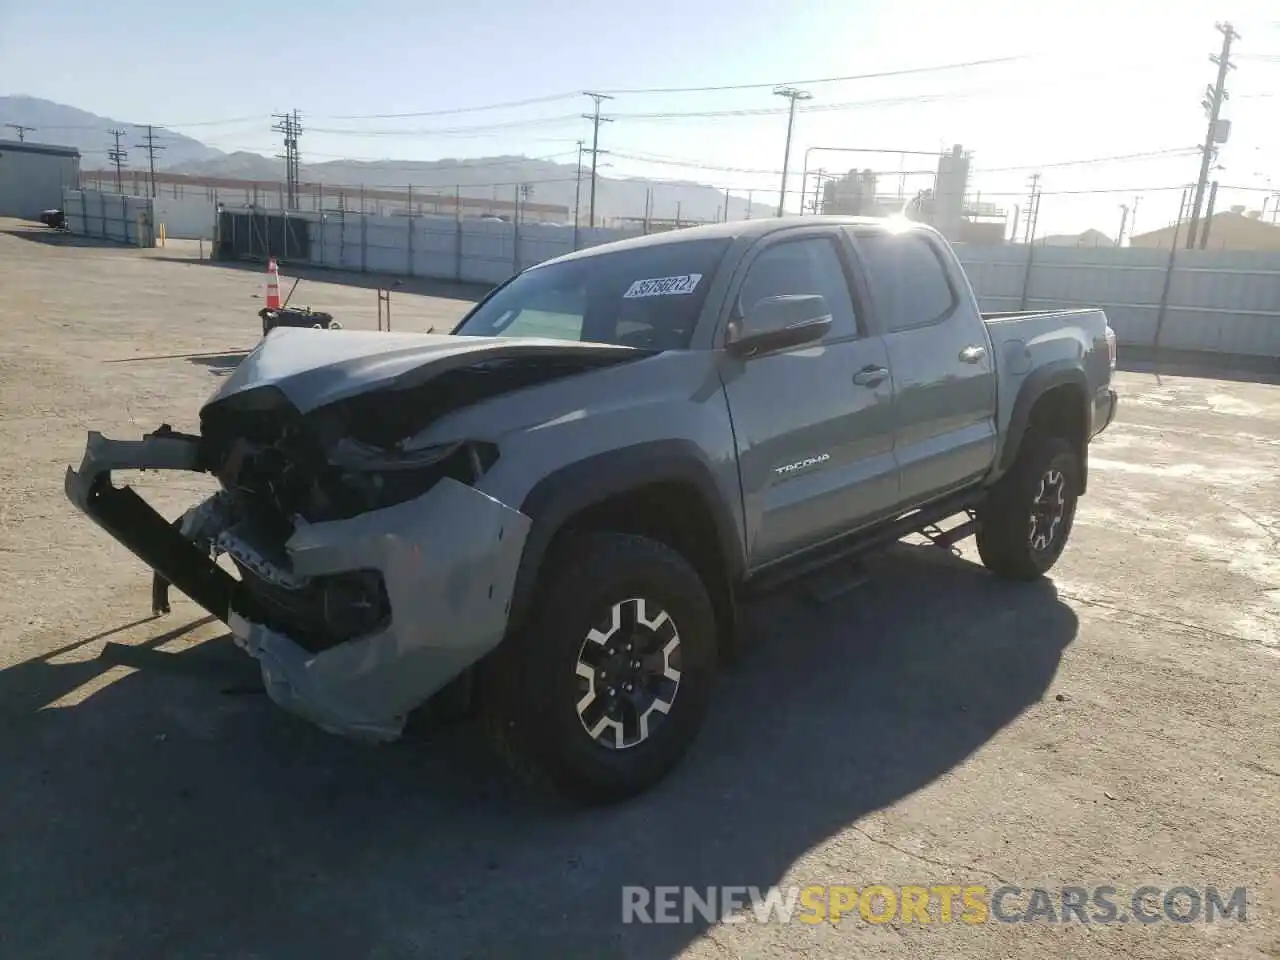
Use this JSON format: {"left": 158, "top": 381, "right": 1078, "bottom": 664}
{"left": 0, "top": 140, "right": 81, "bottom": 220}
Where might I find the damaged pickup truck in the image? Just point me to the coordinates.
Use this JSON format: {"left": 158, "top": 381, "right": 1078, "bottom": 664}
{"left": 66, "top": 216, "right": 1118, "bottom": 804}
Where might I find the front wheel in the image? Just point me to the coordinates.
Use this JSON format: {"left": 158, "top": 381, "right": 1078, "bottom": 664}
{"left": 480, "top": 532, "right": 717, "bottom": 805}
{"left": 976, "top": 433, "right": 1081, "bottom": 580}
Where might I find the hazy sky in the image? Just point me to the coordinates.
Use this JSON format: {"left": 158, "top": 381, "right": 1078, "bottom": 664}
{"left": 2, "top": 0, "right": 1277, "bottom": 236}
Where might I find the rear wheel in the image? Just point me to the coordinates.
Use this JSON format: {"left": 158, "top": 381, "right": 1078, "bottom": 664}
{"left": 977, "top": 433, "right": 1081, "bottom": 580}
{"left": 480, "top": 532, "right": 717, "bottom": 805}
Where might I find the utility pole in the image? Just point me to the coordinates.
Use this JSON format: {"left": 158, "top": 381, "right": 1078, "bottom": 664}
{"left": 107, "top": 128, "right": 128, "bottom": 193}
{"left": 746, "top": 189, "right": 754, "bottom": 219}
{"left": 1117, "top": 203, "right": 1129, "bottom": 246}
{"left": 519, "top": 182, "right": 534, "bottom": 225}
{"left": 573, "top": 140, "right": 584, "bottom": 228}
{"left": 134, "top": 124, "right": 165, "bottom": 197}
{"left": 1187, "top": 21, "right": 1239, "bottom": 248}
{"left": 5, "top": 123, "right": 35, "bottom": 142}
{"left": 582, "top": 92, "right": 613, "bottom": 229}
{"left": 773, "top": 86, "right": 812, "bottom": 217}
{"left": 1131, "top": 196, "right": 1141, "bottom": 239}
{"left": 1199, "top": 180, "right": 1220, "bottom": 248}
{"left": 1023, "top": 173, "right": 1041, "bottom": 243}
{"left": 272, "top": 110, "right": 303, "bottom": 211}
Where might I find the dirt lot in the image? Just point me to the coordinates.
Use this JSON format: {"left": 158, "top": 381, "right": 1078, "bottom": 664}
{"left": 0, "top": 219, "right": 1277, "bottom": 960}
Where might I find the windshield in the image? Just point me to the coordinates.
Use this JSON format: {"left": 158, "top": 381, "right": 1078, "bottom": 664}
{"left": 452, "top": 237, "right": 732, "bottom": 350}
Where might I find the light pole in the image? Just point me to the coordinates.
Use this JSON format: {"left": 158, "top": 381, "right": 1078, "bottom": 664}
{"left": 774, "top": 86, "right": 811, "bottom": 217}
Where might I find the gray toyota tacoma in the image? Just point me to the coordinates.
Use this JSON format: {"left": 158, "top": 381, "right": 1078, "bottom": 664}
{"left": 65, "top": 216, "right": 1118, "bottom": 804}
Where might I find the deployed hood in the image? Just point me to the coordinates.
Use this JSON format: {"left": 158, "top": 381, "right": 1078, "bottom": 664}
{"left": 206, "top": 328, "right": 644, "bottom": 414}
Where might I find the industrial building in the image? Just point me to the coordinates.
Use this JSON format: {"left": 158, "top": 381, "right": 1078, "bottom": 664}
{"left": 0, "top": 140, "right": 81, "bottom": 220}
{"left": 813, "top": 145, "right": 1009, "bottom": 243}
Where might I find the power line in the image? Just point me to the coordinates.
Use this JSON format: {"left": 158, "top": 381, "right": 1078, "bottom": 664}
{"left": 154, "top": 115, "right": 268, "bottom": 128}
{"left": 973, "top": 184, "right": 1197, "bottom": 197}
{"left": 596, "top": 55, "right": 1028, "bottom": 94}
{"left": 974, "top": 147, "right": 1201, "bottom": 174}
{"left": 320, "top": 92, "right": 584, "bottom": 120}
{"left": 4, "top": 123, "right": 36, "bottom": 142}
{"left": 133, "top": 124, "right": 166, "bottom": 197}
{"left": 306, "top": 114, "right": 583, "bottom": 137}
{"left": 299, "top": 56, "right": 1027, "bottom": 124}
{"left": 612, "top": 146, "right": 1195, "bottom": 178}
{"left": 106, "top": 128, "right": 128, "bottom": 192}
{"left": 583, "top": 92, "right": 613, "bottom": 229}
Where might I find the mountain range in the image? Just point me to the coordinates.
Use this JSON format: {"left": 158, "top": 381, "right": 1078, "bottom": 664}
{"left": 1, "top": 95, "right": 771, "bottom": 223}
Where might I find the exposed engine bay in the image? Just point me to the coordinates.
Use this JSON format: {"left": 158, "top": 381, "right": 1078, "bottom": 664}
{"left": 64, "top": 336, "right": 639, "bottom": 740}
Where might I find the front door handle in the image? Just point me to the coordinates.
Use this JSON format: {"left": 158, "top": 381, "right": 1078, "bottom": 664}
{"left": 852, "top": 365, "right": 889, "bottom": 387}
{"left": 959, "top": 345, "right": 987, "bottom": 364}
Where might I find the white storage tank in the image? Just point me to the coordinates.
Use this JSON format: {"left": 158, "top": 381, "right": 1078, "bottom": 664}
{"left": 0, "top": 140, "right": 81, "bottom": 220}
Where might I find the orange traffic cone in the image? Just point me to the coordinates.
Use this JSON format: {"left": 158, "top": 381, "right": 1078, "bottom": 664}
{"left": 264, "top": 257, "right": 283, "bottom": 310}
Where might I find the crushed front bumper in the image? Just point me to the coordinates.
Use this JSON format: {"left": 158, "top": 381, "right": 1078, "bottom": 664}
{"left": 65, "top": 428, "right": 531, "bottom": 741}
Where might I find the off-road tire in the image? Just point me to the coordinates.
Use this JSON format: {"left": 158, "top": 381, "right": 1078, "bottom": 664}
{"left": 479, "top": 532, "right": 717, "bottom": 805}
{"left": 976, "top": 432, "right": 1081, "bottom": 580}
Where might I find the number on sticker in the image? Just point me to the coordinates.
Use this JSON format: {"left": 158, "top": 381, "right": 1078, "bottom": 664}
{"left": 622, "top": 274, "right": 703, "bottom": 299}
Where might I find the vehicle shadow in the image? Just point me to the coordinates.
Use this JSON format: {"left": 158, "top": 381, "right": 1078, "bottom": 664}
{"left": 100, "top": 349, "right": 253, "bottom": 377}
{"left": 146, "top": 254, "right": 494, "bottom": 303}
{"left": 0, "top": 543, "right": 1076, "bottom": 959}
{"left": 1119, "top": 345, "right": 1280, "bottom": 385}
{"left": 1, "top": 224, "right": 130, "bottom": 248}
{"left": 187, "top": 352, "right": 250, "bottom": 377}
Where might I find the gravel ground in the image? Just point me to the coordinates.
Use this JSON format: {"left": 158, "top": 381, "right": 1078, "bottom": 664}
{"left": 0, "top": 219, "right": 1277, "bottom": 960}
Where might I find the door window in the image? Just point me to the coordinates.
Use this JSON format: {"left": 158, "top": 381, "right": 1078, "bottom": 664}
{"left": 736, "top": 238, "right": 859, "bottom": 339}
{"left": 855, "top": 232, "right": 957, "bottom": 333}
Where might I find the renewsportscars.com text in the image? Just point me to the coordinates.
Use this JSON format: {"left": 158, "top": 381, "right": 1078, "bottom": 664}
{"left": 622, "top": 884, "right": 1248, "bottom": 925}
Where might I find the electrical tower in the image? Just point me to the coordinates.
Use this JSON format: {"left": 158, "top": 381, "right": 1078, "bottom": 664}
{"left": 272, "top": 110, "right": 303, "bottom": 210}
{"left": 582, "top": 92, "right": 613, "bottom": 229}
{"left": 107, "top": 128, "right": 128, "bottom": 192}
{"left": 773, "top": 86, "right": 812, "bottom": 217}
{"left": 1186, "top": 21, "right": 1239, "bottom": 249}
{"left": 134, "top": 124, "right": 166, "bottom": 197}
{"left": 5, "top": 123, "right": 36, "bottom": 142}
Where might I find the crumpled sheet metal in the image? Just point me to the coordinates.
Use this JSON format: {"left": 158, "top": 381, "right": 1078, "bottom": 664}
{"left": 229, "top": 478, "right": 531, "bottom": 741}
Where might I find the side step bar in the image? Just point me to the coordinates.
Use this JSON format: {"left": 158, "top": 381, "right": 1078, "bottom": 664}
{"left": 741, "top": 489, "right": 986, "bottom": 598}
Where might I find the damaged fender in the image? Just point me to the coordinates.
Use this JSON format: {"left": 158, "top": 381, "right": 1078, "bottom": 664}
{"left": 229, "top": 478, "right": 530, "bottom": 741}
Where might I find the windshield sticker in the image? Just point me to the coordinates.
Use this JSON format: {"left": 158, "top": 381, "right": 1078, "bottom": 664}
{"left": 623, "top": 274, "right": 703, "bottom": 299}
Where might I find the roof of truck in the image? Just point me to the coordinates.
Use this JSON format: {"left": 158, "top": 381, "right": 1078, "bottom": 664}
{"left": 540, "top": 215, "right": 920, "bottom": 268}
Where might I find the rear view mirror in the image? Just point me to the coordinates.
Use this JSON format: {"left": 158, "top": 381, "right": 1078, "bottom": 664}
{"left": 726, "top": 294, "right": 832, "bottom": 358}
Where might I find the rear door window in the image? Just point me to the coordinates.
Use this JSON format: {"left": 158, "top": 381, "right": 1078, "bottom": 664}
{"left": 853, "top": 232, "right": 957, "bottom": 333}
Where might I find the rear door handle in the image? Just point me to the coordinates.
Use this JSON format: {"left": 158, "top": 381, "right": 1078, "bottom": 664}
{"left": 959, "top": 345, "right": 987, "bottom": 364}
{"left": 852, "top": 365, "right": 889, "bottom": 387}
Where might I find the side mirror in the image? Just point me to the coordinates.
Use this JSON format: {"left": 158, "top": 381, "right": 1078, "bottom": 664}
{"left": 726, "top": 294, "right": 832, "bottom": 358}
